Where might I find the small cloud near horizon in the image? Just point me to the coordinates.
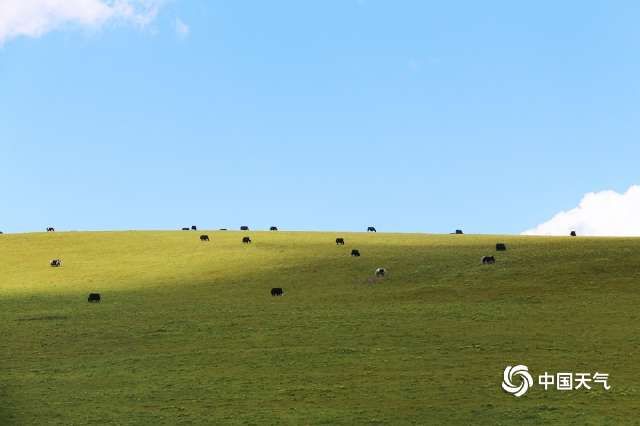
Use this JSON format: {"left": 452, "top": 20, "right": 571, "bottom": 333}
{"left": 523, "top": 185, "right": 640, "bottom": 236}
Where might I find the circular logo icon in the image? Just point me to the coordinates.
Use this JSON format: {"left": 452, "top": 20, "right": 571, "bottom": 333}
{"left": 502, "top": 365, "right": 533, "bottom": 397}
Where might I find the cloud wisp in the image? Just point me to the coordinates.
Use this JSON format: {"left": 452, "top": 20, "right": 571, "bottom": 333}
{"left": 0, "top": 0, "right": 163, "bottom": 45}
{"left": 523, "top": 185, "right": 640, "bottom": 236}
{"left": 175, "top": 17, "right": 189, "bottom": 38}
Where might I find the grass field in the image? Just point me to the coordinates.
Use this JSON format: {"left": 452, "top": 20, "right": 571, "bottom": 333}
{"left": 1, "top": 230, "right": 639, "bottom": 425}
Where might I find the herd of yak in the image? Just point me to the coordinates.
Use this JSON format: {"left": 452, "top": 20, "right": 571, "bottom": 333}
{"left": 22, "top": 225, "right": 578, "bottom": 302}
{"left": 46, "top": 225, "right": 386, "bottom": 301}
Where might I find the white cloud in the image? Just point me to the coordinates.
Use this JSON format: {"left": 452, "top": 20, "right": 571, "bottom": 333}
{"left": 0, "top": 0, "right": 163, "bottom": 45}
{"left": 523, "top": 185, "right": 640, "bottom": 236}
{"left": 175, "top": 17, "right": 189, "bottom": 38}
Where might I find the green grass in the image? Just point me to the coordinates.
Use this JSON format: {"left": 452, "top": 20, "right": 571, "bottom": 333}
{"left": 1, "top": 230, "right": 639, "bottom": 425}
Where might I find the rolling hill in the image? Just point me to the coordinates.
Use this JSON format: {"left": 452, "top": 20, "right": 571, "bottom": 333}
{"left": 1, "top": 230, "right": 638, "bottom": 425}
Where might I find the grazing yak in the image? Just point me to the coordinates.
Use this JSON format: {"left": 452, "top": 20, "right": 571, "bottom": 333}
{"left": 336, "top": 237, "right": 345, "bottom": 245}
{"left": 240, "top": 226, "right": 249, "bottom": 231}
{"left": 200, "top": 235, "right": 210, "bottom": 242}
{"left": 181, "top": 227, "right": 190, "bottom": 231}
{"left": 455, "top": 229, "right": 464, "bottom": 235}
{"left": 481, "top": 256, "right": 496, "bottom": 265}
{"left": 351, "top": 249, "right": 361, "bottom": 257}
{"left": 496, "top": 243, "right": 507, "bottom": 251}
{"left": 367, "top": 226, "right": 377, "bottom": 232}
{"left": 570, "top": 231, "right": 577, "bottom": 237}
{"left": 270, "top": 226, "right": 278, "bottom": 231}
{"left": 375, "top": 267, "right": 386, "bottom": 277}
{"left": 191, "top": 226, "right": 197, "bottom": 231}
{"left": 271, "top": 288, "right": 284, "bottom": 296}
{"left": 46, "top": 227, "right": 55, "bottom": 232}
{"left": 50, "top": 259, "right": 62, "bottom": 267}
{"left": 242, "top": 236, "right": 252, "bottom": 244}
{"left": 87, "top": 293, "right": 101, "bottom": 303}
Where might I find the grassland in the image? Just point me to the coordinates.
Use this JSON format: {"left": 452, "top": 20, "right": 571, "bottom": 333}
{"left": 1, "top": 230, "right": 639, "bottom": 425}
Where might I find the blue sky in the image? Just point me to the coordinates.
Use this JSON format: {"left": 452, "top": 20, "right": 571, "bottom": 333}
{"left": 2, "top": 1, "right": 640, "bottom": 234}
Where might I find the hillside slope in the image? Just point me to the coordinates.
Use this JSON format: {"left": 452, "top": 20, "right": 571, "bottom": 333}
{"left": 1, "top": 231, "right": 638, "bottom": 425}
